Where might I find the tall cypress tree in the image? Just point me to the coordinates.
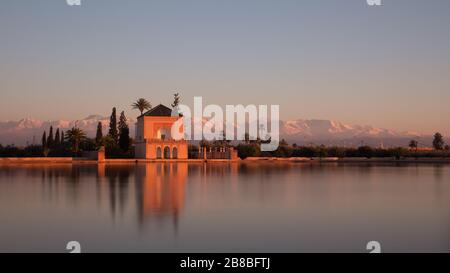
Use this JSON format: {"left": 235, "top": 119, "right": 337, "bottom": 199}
{"left": 108, "top": 107, "right": 118, "bottom": 144}
{"left": 118, "top": 111, "right": 130, "bottom": 152}
{"left": 96, "top": 122, "right": 103, "bottom": 145}
{"left": 54, "top": 128, "right": 60, "bottom": 146}
{"left": 41, "top": 131, "right": 47, "bottom": 148}
{"left": 47, "top": 126, "right": 54, "bottom": 148}
{"left": 60, "top": 130, "right": 65, "bottom": 144}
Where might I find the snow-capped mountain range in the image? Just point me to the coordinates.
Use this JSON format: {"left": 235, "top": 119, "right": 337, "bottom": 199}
{"left": 0, "top": 115, "right": 433, "bottom": 147}
{"left": 0, "top": 115, "right": 136, "bottom": 146}
{"left": 279, "top": 119, "right": 430, "bottom": 147}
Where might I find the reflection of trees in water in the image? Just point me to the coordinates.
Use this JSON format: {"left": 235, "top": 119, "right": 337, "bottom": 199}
{"left": 103, "top": 164, "right": 133, "bottom": 219}
{"left": 430, "top": 164, "right": 450, "bottom": 248}
{"left": 432, "top": 164, "right": 444, "bottom": 202}
{"left": 45, "top": 164, "right": 97, "bottom": 204}
{"left": 0, "top": 164, "right": 100, "bottom": 204}
{"left": 433, "top": 164, "right": 444, "bottom": 181}
{"left": 8, "top": 163, "right": 189, "bottom": 231}
{"left": 0, "top": 165, "right": 19, "bottom": 180}
{"left": 5, "top": 161, "right": 450, "bottom": 242}
{"left": 0, "top": 164, "right": 74, "bottom": 180}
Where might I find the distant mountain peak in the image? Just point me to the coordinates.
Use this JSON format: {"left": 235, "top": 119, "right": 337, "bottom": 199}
{"left": 16, "top": 117, "right": 42, "bottom": 129}
{"left": 279, "top": 119, "right": 429, "bottom": 147}
{"left": 0, "top": 114, "right": 136, "bottom": 146}
{"left": 0, "top": 115, "right": 431, "bottom": 147}
{"left": 84, "top": 114, "right": 107, "bottom": 120}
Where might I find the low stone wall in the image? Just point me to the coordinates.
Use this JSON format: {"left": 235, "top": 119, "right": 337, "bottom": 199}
{"left": 81, "top": 147, "right": 105, "bottom": 162}
{"left": 243, "top": 157, "right": 450, "bottom": 163}
{"left": 245, "top": 157, "right": 317, "bottom": 161}
{"left": 0, "top": 157, "right": 236, "bottom": 164}
{"left": 338, "top": 157, "right": 450, "bottom": 163}
{"left": 0, "top": 157, "right": 73, "bottom": 163}
{"left": 4, "top": 156, "right": 448, "bottom": 164}
{"left": 81, "top": 151, "right": 98, "bottom": 160}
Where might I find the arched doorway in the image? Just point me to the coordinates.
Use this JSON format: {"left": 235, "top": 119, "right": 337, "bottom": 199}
{"left": 164, "top": 146, "right": 170, "bottom": 159}
{"left": 156, "top": 147, "right": 162, "bottom": 159}
{"left": 172, "top": 147, "right": 178, "bottom": 159}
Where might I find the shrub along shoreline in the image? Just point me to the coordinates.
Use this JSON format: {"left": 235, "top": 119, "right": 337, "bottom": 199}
{"left": 236, "top": 144, "right": 450, "bottom": 160}
{"left": 2, "top": 143, "right": 450, "bottom": 160}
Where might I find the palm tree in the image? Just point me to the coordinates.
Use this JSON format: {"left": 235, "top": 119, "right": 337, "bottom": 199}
{"left": 65, "top": 127, "right": 86, "bottom": 154}
{"left": 409, "top": 140, "right": 418, "bottom": 151}
{"left": 409, "top": 140, "right": 418, "bottom": 158}
{"left": 132, "top": 98, "right": 151, "bottom": 115}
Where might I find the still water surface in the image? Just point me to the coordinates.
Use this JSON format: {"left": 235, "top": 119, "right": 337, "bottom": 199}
{"left": 0, "top": 162, "right": 449, "bottom": 252}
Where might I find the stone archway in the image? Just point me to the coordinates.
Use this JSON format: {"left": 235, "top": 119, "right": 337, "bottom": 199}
{"left": 163, "top": 146, "right": 170, "bottom": 159}
{"left": 172, "top": 147, "right": 178, "bottom": 159}
{"left": 156, "top": 146, "right": 162, "bottom": 159}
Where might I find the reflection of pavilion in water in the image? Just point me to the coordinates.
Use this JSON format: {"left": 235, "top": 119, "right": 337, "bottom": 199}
{"left": 29, "top": 162, "right": 238, "bottom": 231}
{"left": 95, "top": 163, "right": 189, "bottom": 230}
{"left": 134, "top": 163, "right": 188, "bottom": 228}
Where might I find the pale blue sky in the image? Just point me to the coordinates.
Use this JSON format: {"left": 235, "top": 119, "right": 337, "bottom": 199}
{"left": 0, "top": 0, "right": 449, "bottom": 134}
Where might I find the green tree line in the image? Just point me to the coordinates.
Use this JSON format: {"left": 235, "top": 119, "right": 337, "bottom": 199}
{"left": 235, "top": 133, "right": 450, "bottom": 159}
{"left": 0, "top": 107, "right": 134, "bottom": 158}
